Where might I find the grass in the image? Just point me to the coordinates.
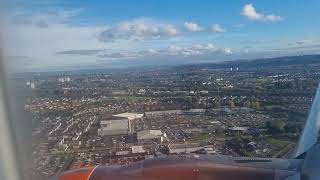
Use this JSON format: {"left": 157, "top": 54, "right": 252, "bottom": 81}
{"left": 256, "top": 77, "right": 272, "bottom": 84}
{"left": 191, "top": 132, "right": 210, "bottom": 141}
{"left": 101, "top": 96, "right": 150, "bottom": 102}
{"left": 265, "top": 137, "right": 290, "bottom": 147}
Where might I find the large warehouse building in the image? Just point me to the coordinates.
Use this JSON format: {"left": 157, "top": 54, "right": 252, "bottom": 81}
{"left": 112, "top": 112, "right": 144, "bottom": 120}
{"left": 98, "top": 119, "right": 129, "bottom": 136}
{"left": 112, "top": 112, "right": 144, "bottom": 133}
{"left": 137, "top": 130, "right": 164, "bottom": 144}
{"left": 168, "top": 143, "right": 203, "bottom": 154}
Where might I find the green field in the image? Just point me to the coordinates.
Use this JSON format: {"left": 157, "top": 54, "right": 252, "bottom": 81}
{"left": 101, "top": 96, "right": 151, "bottom": 102}
{"left": 265, "top": 137, "right": 290, "bottom": 148}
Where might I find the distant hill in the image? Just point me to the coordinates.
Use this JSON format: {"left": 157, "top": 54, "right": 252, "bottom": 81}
{"left": 17, "top": 54, "right": 320, "bottom": 75}
{"left": 174, "top": 54, "right": 320, "bottom": 70}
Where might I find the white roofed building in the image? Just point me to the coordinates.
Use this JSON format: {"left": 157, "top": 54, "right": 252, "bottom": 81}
{"left": 98, "top": 119, "right": 129, "bottom": 136}
{"left": 113, "top": 112, "right": 144, "bottom": 120}
{"left": 145, "top": 110, "right": 183, "bottom": 116}
{"left": 137, "top": 130, "right": 164, "bottom": 144}
{"left": 131, "top": 145, "right": 145, "bottom": 154}
{"left": 112, "top": 112, "right": 144, "bottom": 133}
{"left": 168, "top": 143, "right": 203, "bottom": 154}
{"left": 228, "top": 126, "right": 249, "bottom": 134}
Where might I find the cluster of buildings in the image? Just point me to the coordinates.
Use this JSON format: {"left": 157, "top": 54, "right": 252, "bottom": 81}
{"left": 26, "top": 81, "right": 36, "bottom": 89}
{"left": 58, "top": 77, "right": 71, "bottom": 83}
{"left": 26, "top": 61, "right": 319, "bottom": 179}
{"left": 97, "top": 112, "right": 167, "bottom": 145}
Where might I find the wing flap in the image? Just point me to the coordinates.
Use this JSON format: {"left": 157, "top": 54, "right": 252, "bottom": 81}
{"left": 293, "top": 83, "right": 320, "bottom": 158}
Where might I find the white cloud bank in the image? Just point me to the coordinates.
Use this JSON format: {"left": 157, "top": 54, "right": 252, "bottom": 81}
{"left": 98, "top": 43, "right": 233, "bottom": 60}
{"left": 223, "top": 48, "right": 233, "bottom": 54}
{"left": 184, "top": 22, "right": 203, "bottom": 32}
{"left": 241, "top": 4, "right": 283, "bottom": 22}
{"left": 211, "top": 24, "right": 225, "bottom": 32}
{"left": 98, "top": 19, "right": 178, "bottom": 42}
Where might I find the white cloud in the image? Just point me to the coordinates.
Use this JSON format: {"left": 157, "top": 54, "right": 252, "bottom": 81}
{"left": 10, "top": 8, "right": 84, "bottom": 28}
{"left": 211, "top": 24, "right": 225, "bottom": 32}
{"left": 56, "top": 49, "right": 105, "bottom": 55}
{"left": 98, "top": 52, "right": 141, "bottom": 59}
{"left": 193, "top": 43, "right": 216, "bottom": 51}
{"left": 6, "top": 7, "right": 290, "bottom": 71}
{"left": 98, "top": 43, "right": 233, "bottom": 60}
{"left": 146, "top": 49, "right": 157, "bottom": 54}
{"left": 241, "top": 4, "right": 283, "bottom": 22}
{"left": 167, "top": 43, "right": 217, "bottom": 56}
{"left": 98, "top": 19, "right": 178, "bottom": 42}
{"left": 4, "top": 23, "right": 108, "bottom": 70}
{"left": 223, "top": 48, "right": 233, "bottom": 54}
{"left": 3, "top": 9, "right": 119, "bottom": 71}
{"left": 295, "top": 40, "right": 312, "bottom": 46}
{"left": 184, "top": 22, "right": 203, "bottom": 32}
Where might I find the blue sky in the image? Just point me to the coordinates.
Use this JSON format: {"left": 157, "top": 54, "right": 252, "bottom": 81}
{"left": 2, "top": 0, "right": 320, "bottom": 71}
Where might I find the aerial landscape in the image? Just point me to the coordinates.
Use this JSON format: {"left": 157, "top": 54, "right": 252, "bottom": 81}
{"left": 19, "top": 54, "right": 319, "bottom": 179}
{"left": 2, "top": 1, "right": 320, "bottom": 179}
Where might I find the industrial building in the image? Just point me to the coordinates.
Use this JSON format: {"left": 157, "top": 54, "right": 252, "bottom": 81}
{"left": 113, "top": 112, "right": 144, "bottom": 120}
{"left": 137, "top": 130, "right": 164, "bottom": 144}
{"left": 145, "top": 110, "right": 183, "bottom": 116}
{"left": 144, "top": 109, "right": 205, "bottom": 116}
{"left": 98, "top": 119, "right": 129, "bottom": 136}
{"left": 131, "top": 145, "right": 145, "bottom": 154}
{"left": 228, "top": 126, "right": 249, "bottom": 134}
{"left": 112, "top": 112, "right": 143, "bottom": 133}
{"left": 185, "top": 109, "right": 206, "bottom": 114}
{"left": 168, "top": 143, "right": 203, "bottom": 154}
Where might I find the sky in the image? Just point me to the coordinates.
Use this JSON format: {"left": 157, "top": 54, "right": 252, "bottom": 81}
{"left": 1, "top": 0, "right": 320, "bottom": 72}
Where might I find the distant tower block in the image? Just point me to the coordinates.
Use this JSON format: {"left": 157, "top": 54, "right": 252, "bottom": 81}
{"left": 230, "top": 67, "right": 233, "bottom": 71}
{"left": 128, "top": 119, "right": 132, "bottom": 133}
{"left": 30, "top": 82, "right": 36, "bottom": 89}
{"left": 236, "top": 67, "right": 239, "bottom": 71}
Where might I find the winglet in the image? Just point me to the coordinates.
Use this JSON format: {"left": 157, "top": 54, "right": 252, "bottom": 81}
{"left": 293, "top": 83, "right": 320, "bottom": 158}
{"left": 57, "top": 166, "right": 96, "bottom": 180}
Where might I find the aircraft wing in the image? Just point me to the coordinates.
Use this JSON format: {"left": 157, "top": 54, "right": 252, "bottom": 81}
{"left": 55, "top": 154, "right": 301, "bottom": 180}
{"left": 293, "top": 83, "right": 320, "bottom": 158}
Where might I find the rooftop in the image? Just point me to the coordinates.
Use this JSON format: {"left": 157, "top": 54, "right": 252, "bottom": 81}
{"left": 100, "top": 119, "right": 128, "bottom": 130}
{"left": 228, "top": 126, "right": 249, "bottom": 131}
{"left": 137, "top": 130, "right": 162, "bottom": 140}
{"left": 168, "top": 143, "right": 201, "bottom": 149}
{"left": 113, "top": 112, "right": 144, "bottom": 120}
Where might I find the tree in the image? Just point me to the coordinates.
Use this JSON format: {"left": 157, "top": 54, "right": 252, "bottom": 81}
{"left": 284, "top": 123, "right": 303, "bottom": 134}
{"left": 229, "top": 101, "right": 235, "bottom": 108}
{"left": 244, "top": 100, "right": 251, "bottom": 107}
{"left": 251, "top": 101, "right": 260, "bottom": 109}
{"left": 266, "top": 120, "right": 286, "bottom": 134}
{"left": 214, "top": 101, "right": 221, "bottom": 108}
